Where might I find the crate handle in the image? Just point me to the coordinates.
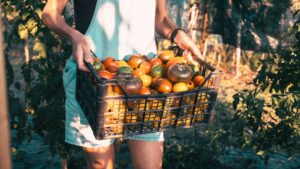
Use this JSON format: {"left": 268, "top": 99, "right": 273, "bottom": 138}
{"left": 169, "top": 46, "right": 216, "bottom": 72}
{"left": 82, "top": 50, "right": 101, "bottom": 81}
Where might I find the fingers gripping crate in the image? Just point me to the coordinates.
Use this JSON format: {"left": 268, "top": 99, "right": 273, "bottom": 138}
{"left": 76, "top": 56, "right": 221, "bottom": 140}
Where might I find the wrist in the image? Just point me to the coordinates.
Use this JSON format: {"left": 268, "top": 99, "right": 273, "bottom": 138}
{"left": 67, "top": 29, "right": 81, "bottom": 42}
{"left": 170, "top": 28, "right": 185, "bottom": 45}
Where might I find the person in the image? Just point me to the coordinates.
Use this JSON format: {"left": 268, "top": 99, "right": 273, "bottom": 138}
{"left": 42, "top": 0, "right": 202, "bottom": 168}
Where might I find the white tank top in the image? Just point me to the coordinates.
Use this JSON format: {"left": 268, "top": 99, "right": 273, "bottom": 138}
{"left": 85, "top": 0, "right": 157, "bottom": 60}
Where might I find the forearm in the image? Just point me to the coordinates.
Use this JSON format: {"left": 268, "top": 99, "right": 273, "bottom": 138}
{"left": 155, "top": 0, "right": 202, "bottom": 59}
{"left": 155, "top": 16, "right": 176, "bottom": 40}
{"left": 155, "top": 0, "right": 177, "bottom": 40}
{"left": 41, "top": 1, "right": 78, "bottom": 41}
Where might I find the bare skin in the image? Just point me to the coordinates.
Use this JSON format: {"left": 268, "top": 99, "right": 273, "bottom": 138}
{"left": 42, "top": 0, "right": 93, "bottom": 72}
{"left": 155, "top": 0, "right": 203, "bottom": 60}
{"left": 127, "top": 140, "right": 164, "bottom": 169}
{"left": 83, "top": 145, "right": 115, "bottom": 169}
{"left": 42, "top": 0, "right": 201, "bottom": 168}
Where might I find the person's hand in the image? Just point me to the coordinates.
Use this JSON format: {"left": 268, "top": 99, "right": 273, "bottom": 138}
{"left": 70, "top": 31, "right": 94, "bottom": 72}
{"left": 173, "top": 30, "right": 203, "bottom": 61}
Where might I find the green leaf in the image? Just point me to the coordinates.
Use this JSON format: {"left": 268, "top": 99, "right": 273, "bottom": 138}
{"left": 256, "top": 150, "right": 265, "bottom": 156}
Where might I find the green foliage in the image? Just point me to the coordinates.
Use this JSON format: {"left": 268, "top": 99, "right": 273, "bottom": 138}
{"left": 226, "top": 17, "right": 300, "bottom": 163}
{"left": 2, "top": 0, "right": 73, "bottom": 157}
{"left": 160, "top": 7, "right": 300, "bottom": 167}
{"left": 163, "top": 129, "right": 227, "bottom": 169}
{"left": 3, "top": 1, "right": 300, "bottom": 168}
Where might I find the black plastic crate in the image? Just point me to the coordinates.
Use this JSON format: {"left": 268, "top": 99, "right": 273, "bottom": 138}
{"left": 76, "top": 52, "right": 222, "bottom": 140}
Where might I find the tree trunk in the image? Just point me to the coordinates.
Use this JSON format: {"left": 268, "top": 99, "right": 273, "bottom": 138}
{"left": 24, "top": 39, "right": 30, "bottom": 63}
{"left": 0, "top": 5, "right": 12, "bottom": 169}
{"left": 61, "top": 158, "right": 68, "bottom": 169}
{"left": 235, "top": 23, "right": 242, "bottom": 78}
{"left": 201, "top": 0, "right": 208, "bottom": 58}
{"left": 188, "top": 2, "right": 201, "bottom": 43}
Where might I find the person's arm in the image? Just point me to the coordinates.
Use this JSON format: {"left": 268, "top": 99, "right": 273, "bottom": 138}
{"left": 42, "top": 0, "right": 93, "bottom": 71}
{"left": 155, "top": 0, "right": 203, "bottom": 60}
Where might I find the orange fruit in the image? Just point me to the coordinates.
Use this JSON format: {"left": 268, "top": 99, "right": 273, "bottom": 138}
{"left": 107, "top": 85, "right": 114, "bottom": 96}
{"left": 157, "top": 78, "right": 173, "bottom": 93}
{"left": 98, "top": 70, "right": 114, "bottom": 79}
{"left": 186, "top": 81, "right": 195, "bottom": 90}
{"left": 151, "top": 77, "right": 161, "bottom": 88}
{"left": 138, "top": 74, "right": 152, "bottom": 87}
{"left": 193, "top": 75, "right": 205, "bottom": 87}
{"left": 139, "top": 62, "right": 152, "bottom": 74}
{"left": 138, "top": 86, "right": 151, "bottom": 95}
{"left": 103, "top": 57, "right": 115, "bottom": 67}
{"left": 158, "top": 50, "right": 175, "bottom": 62}
{"left": 128, "top": 54, "right": 149, "bottom": 69}
{"left": 150, "top": 58, "right": 163, "bottom": 66}
{"left": 173, "top": 82, "right": 189, "bottom": 92}
{"left": 133, "top": 68, "right": 146, "bottom": 77}
{"left": 166, "top": 57, "right": 186, "bottom": 71}
{"left": 113, "top": 85, "right": 124, "bottom": 95}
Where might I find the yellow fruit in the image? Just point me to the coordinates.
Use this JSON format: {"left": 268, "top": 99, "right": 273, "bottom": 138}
{"left": 116, "top": 60, "right": 129, "bottom": 67}
{"left": 173, "top": 82, "right": 189, "bottom": 92}
{"left": 138, "top": 74, "right": 152, "bottom": 87}
{"left": 126, "top": 114, "right": 137, "bottom": 123}
{"left": 133, "top": 68, "right": 146, "bottom": 77}
{"left": 111, "top": 126, "right": 123, "bottom": 134}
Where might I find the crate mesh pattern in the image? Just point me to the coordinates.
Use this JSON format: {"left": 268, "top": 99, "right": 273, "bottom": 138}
{"left": 76, "top": 60, "right": 221, "bottom": 140}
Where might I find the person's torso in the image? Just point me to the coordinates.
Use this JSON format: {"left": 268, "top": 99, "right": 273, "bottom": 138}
{"left": 73, "top": 0, "right": 157, "bottom": 60}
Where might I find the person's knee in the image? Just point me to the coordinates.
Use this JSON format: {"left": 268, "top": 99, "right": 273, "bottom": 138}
{"left": 83, "top": 145, "right": 115, "bottom": 169}
{"left": 128, "top": 140, "right": 163, "bottom": 169}
{"left": 87, "top": 158, "right": 109, "bottom": 169}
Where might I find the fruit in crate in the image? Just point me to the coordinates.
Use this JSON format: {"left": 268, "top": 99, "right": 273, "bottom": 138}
{"left": 117, "top": 66, "right": 133, "bottom": 74}
{"left": 92, "top": 49, "right": 209, "bottom": 95}
{"left": 156, "top": 78, "right": 173, "bottom": 93}
{"left": 133, "top": 68, "right": 146, "bottom": 77}
{"left": 188, "top": 62, "right": 200, "bottom": 74}
{"left": 151, "top": 65, "right": 164, "bottom": 78}
{"left": 103, "top": 57, "right": 119, "bottom": 73}
{"left": 150, "top": 58, "right": 163, "bottom": 66}
{"left": 139, "top": 62, "right": 152, "bottom": 74}
{"left": 193, "top": 75, "right": 205, "bottom": 87}
{"left": 113, "top": 85, "right": 124, "bottom": 95}
{"left": 92, "top": 58, "right": 105, "bottom": 71}
{"left": 138, "top": 86, "right": 151, "bottom": 95}
{"left": 138, "top": 74, "right": 152, "bottom": 87}
{"left": 128, "top": 54, "right": 149, "bottom": 69}
{"left": 158, "top": 50, "right": 175, "bottom": 62}
{"left": 167, "top": 63, "right": 194, "bottom": 83}
{"left": 165, "top": 57, "right": 186, "bottom": 70}
{"left": 126, "top": 114, "right": 138, "bottom": 123}
{"left": 173, "top": 82, "right": 189, "bottom": 93}
{"left": 122, "top": 77, "right": 143, "bottom": 95}
{"left": 186, "top": 81, "right": 195, "bottom": 90}
{"left": 116, "top": 60, "right": 129, "bottom": 67}
{"left": 98, "top": 70, "right": 114, "bottom": 79}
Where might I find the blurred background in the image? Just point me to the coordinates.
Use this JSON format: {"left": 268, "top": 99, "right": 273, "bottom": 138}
{"left": 1, "top": 0, "right": 300, "bottom": 168}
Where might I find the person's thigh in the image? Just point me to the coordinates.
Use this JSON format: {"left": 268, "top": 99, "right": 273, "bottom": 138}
{"left": 83, "top": 144, "right": 115, "bottom": 169}
{"left": 127, "top": 140, "right": 163, "bottom": 169}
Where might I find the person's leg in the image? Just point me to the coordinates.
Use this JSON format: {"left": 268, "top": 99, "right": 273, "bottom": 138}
{"left": 127, "top": 140, "right": 163, "bottom": 169}
{"left": 82, "top": 144, "right": 115, "bottom": 169}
